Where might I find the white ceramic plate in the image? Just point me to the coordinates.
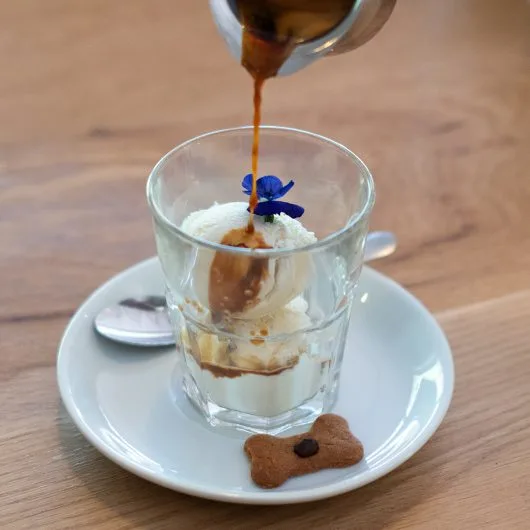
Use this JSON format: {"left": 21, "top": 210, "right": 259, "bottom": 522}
{"left": 57, "top": 257, "right": 454, "bottom": 505}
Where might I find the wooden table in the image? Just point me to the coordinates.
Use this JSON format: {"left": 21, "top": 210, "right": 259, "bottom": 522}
{"left": 1, "top": 0, "right": 529, "bottom": 528}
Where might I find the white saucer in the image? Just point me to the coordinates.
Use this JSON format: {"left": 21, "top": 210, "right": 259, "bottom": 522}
{"left": 57, "top": 257, "right": 454, "bottom": 505}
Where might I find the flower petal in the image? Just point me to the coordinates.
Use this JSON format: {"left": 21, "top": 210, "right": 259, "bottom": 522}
{"left": 242, "top": 173, "right": 253, "bottom": 190}
{"left": 256, "top": 175, "right": 283, "bottom": 200}
{"left": 242, "top": 173, "right": 253, "bottom": 195}
{"left": 252, "top": 200, "right": 305, "bottom": 219}
{"left": 275, "top": 179, "right": 294, "bottom": 199}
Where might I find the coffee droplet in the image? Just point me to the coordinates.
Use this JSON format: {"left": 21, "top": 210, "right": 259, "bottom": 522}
{"left": 294, "top": 438, "right": 319, "bottom": 458}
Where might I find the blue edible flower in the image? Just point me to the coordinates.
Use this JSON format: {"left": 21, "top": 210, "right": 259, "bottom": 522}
{"left": 242, "top": 174, "right": 304, "bottom": 221}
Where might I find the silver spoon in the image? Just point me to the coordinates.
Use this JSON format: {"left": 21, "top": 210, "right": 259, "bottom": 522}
{"left": 94, "top": 231, "right": 397, "bottom": 348}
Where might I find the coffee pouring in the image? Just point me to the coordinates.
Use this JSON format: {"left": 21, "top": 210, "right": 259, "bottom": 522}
{"left": 210, "top": 0, "right": 396, "bottom": 77}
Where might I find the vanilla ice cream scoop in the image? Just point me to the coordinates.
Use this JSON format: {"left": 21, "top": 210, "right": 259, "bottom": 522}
{"left": 181, "top": 297, "right": 312, "bottom": 372}
{"left": 181, "top": 202, "right": 316, "bottom": 319}
{"left": 228, "top": 296, "right": 312, "bottom": 371}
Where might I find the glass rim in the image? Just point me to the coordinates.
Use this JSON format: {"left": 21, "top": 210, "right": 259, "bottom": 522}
{"left": 146, "top": 125, "right": 375, "bottom": 257}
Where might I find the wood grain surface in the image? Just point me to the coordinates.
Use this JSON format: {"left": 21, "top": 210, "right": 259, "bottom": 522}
{"left": 1, "top": 0, "right": 529, "bottom": 528}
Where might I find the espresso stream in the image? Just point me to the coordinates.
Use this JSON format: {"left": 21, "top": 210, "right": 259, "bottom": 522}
{"left": 208, "top": 1, "right": 355, "bottom": 324}
{"left": 239, "top": 0, "right": 356, "bottom": 232}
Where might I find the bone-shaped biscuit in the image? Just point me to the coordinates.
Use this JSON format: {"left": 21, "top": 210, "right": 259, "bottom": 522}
{"left": 244, "top": 414, "right": 364, "bottom": 488}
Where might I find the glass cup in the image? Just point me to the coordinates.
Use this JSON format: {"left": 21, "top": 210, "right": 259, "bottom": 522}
{"left": 147, "top": 126, "right": 374, "bottom": 434}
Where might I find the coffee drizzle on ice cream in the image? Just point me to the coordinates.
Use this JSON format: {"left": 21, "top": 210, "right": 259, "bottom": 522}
{"left": 209, "top": 229, "right": 272, "bottom": 321}
{"left": 199, "top": 357, "right": 300, "bottom": 379}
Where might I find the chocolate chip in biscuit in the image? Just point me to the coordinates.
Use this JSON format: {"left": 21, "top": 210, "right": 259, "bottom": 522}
{"left": 294, "top": 438, "right": 319, "bottom": 458}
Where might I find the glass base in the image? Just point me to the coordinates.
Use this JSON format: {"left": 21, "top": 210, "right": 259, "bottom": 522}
{"left": 181, "top": 368, "right": 340, "bottom": 435}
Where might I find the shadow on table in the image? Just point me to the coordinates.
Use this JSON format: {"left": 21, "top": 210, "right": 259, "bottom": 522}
{"left": 56, "top": 399, "right": 442, "bottom": 529}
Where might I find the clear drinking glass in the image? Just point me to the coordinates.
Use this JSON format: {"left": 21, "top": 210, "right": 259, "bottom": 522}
{"left": 147, "top": 126, "right": 374, "bottom": 434}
